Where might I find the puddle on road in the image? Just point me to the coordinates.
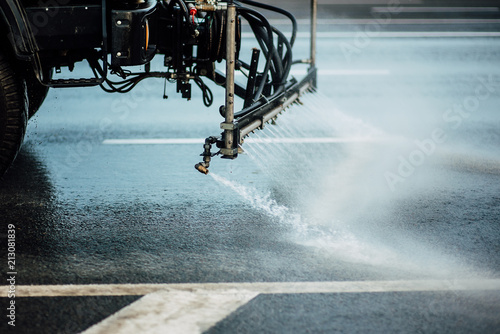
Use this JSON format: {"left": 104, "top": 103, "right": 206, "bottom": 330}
{"left": 211, "top": 91, "right": 489, "bottom": 279}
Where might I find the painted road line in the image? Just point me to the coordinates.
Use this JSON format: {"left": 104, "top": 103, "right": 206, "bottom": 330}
{"left": 236, "top": 69, "right": 390, "bottom": 76}
{"left": 82, "top": 289, "right": 259, "bottom": 334}
{"left": 242, "top": 32, "right": 500, "bottom": 39}
{"left": 317, "top": 0, "right": 422, "bottom": 4}
{"left": 265, "top": 18, "right": 500, "bottom": 25}
{"left": 312, "top": 31, "right": 500, "bottom": 38}
{"left": 12, "top": 280, "right": 500, "bottom": 334}
{"left": 371, "top": 6, "right": 500, "bottom": 13}
{"left": 245, "top": 137, "right": 383, "bottom": 144}
{"left": 102, "top": 138, "right": 205, "bottom": 145}
{"left": 9, "top": 280, "right": 500, "bottom": 334}
{"left": 102, "top": 137, "right": 384, "bottom": 145}
{"left": 289, "top": 69, "right": 391, "bottom": 76}
{"left": 9, "top": 279, "right": 500, "bottom": 297}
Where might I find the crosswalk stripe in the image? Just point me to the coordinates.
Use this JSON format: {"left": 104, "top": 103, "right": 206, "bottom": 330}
{"left": 8, "top": 280, "right": 499, "bottom": 334}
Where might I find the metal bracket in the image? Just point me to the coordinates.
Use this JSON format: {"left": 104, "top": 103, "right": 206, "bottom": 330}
{"left": 220, "top": 122, "right": 236, "bottom": 130}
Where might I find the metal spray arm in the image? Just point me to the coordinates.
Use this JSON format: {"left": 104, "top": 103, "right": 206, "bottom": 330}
{"left": 195, "top": 0, "right": 318, "bottom": 175}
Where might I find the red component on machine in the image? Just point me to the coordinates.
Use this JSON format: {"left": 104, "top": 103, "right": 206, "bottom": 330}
{"left": 189, "top": 4, "right": 197, "bottom": 25}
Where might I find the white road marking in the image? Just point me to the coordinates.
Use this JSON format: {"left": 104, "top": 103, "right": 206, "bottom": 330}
{"left": 237, "top": 69, "right": 390, "bottom": 76}
{"left": 314, "top": 31, "right": 500, "bottom": 38}
{"left": 9, "top": 280, "right": 500, "bottom": 334}
{"left": 103, "top": 138, "right": 204, "bottom": 145}
{"left": 318, "top": 0, "right": 423, "bottom": 4}
{"left": 244, "top": 137, "right": 383, "bottom": 144}
{"left": 265, "top": 18, "right": 500, "bottom": 25}
{"left": 81, "top": 289, "right": 258, "bottom": 334}
{"left": 318, "top": 0, "right": 413, "bottom": 4}
{"left": 9, "top": 279, "right": 500, "bottom": 297}
{"left": 242, "top": 31, "right": 500, "bottom": 39}
{"left": 290, "top": 69, "right": 391, "bottom": 76}
{"left": 102, "top": 137, "right": 383, "bottom": 146}
{"left": 371, "top": 6, "right": 500, "bottom": 13}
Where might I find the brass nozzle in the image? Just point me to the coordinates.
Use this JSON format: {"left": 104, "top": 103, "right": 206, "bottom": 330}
{"left": 195, "top": 163, "right": 209, "bottom": 175}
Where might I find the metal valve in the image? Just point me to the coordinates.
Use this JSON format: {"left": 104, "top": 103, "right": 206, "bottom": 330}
{"left": 195, "top": 136, "right": 219, "bottom": 174}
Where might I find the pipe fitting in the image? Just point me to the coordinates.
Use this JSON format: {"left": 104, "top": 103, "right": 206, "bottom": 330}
{"left": 195, "top": 163, "right": 209, "bottom": 175}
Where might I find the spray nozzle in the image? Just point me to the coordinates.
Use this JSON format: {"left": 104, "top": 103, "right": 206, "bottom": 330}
{"left": 195, "top": 136, "right": 219, "bottom": 175}
{"left": 195, "top": 163, "right": 209, "bottom": 175}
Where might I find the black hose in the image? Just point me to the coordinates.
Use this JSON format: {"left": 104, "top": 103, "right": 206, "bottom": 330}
{"left": 271, "top": 26, "right": 293, "bottom": 85}
{"left": 237, "top": 7, "right": 279, "bottom": 102}
{"left": 194, "top": 77, "right": 213, "bottom": 107}
{"left": 235, "top": 0, "right": 297, "bottom": 47}
{"left": 162, "top": 0, "right": 190, "bottom": 22}
{"left": 241, "top": 12, "right": 277, "bottom": 82}
{"left": 100, "top": 73, "right": 154, "bottom": 93}
{"left": 239, "top": 7, "right": 293, "bottom": 98}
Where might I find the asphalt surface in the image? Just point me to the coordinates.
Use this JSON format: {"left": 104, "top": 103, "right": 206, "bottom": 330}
{"left": 1, "top": 1, "right": 500, "bottom": 333}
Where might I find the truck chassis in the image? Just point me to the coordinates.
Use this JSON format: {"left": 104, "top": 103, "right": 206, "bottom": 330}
{"left": 0, "top": 0, "right": 317, "bottom": 176}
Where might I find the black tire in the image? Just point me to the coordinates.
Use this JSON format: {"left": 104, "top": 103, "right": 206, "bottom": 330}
{"left": 0, "top": 51, "right": 29, "bottom": 178}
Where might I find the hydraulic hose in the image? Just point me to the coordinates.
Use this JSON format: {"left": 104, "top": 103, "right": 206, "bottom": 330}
{"left": 162, "top": 0, "right": 190, "bottom": 22}
{"left": 237, "top": 7, "right": 279, "bottom": 103}
{"left": 235, "top": 0, "right": 298, "bottom": 47}
{"left": 241, "top": 12, "right": 281, "bottom": 84}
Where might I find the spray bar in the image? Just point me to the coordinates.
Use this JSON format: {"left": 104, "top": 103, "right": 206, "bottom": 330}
{"left": 195, "top": 0, "right": 318, "bottom": 174}
{"left": 238, "top": 67, "right": 317, "bottom": 141}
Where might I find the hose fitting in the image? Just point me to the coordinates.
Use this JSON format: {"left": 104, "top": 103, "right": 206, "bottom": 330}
{"left": 195, "top": 163, "right": 209, "bottom": 175}
{"left": 195, "top": 136, "right": 219, "bottom": 175}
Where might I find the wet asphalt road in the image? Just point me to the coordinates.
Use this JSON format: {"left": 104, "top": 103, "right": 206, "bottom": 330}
{"left": 2, "top": 1, "right": 500, "bottom": 333}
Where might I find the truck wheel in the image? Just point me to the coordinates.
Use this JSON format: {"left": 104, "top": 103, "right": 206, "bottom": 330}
{"left": 0, "top": 52, "right": 28, "bottom": 178}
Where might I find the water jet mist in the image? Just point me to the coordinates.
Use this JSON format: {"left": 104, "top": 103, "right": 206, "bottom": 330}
{"left": 210, "top": 91, "right": 493, "bottom": 280}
